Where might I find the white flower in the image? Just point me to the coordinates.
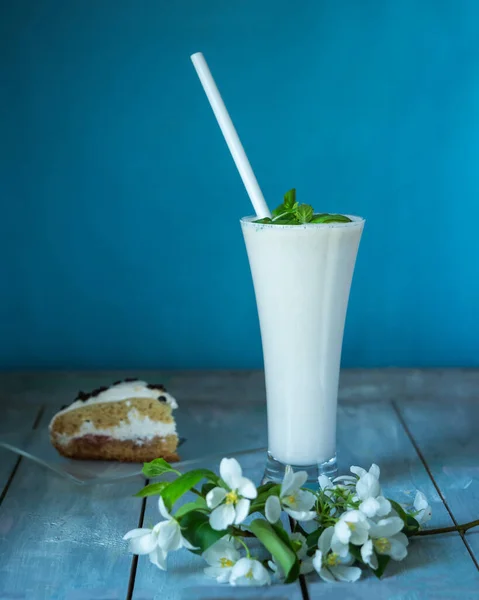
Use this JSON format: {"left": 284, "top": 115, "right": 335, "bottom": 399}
{"left": 360, "top": 539, "right": 377, "bottom": 569}
{"left": 203, "top": 536, "right": 240, "bottom": 583}
{"left": 265, "top": 466, "right": 316, "bottom": 523}
{"left": 229, "top": 557, "right": 271, "bottom": 586}
{"left": 332, "top": 510, "right": 370, "bottom": 557}
{"left": 318, "top": 474, "right": 335, "bottom": 492}
{"left": 413, "top": 491, "right": 432, "bottom": 524}
{"left": 313, "top": 527, "right": 362, "bottom": 583}
{"left": 363, "top": 516, "right": 409, "bottom": 564}
{"left": 206, "top": 458, "right": 257, "bottom": 531}
{"left": 359, "top": 495, "right": 391, "bottom": 518}
{"left": 351, "top": 464, "right": 381, "bottom": 501}
{"left": 350, "top": 464, "right": 380, "bottom": 479}
{"left": 123, "top": 497, "right": 195, "bottom": 569}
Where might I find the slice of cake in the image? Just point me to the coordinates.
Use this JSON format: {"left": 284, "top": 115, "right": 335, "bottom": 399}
{"left": 49, "top": 379, "right": 179, "bottom": 462}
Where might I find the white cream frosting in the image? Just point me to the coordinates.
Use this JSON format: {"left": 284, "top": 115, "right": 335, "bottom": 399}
{"left": 53, "top": 409, "right": 177, "bottom": 447}
{"left": 51, "top": 380, "right": 178, "bottom": 423}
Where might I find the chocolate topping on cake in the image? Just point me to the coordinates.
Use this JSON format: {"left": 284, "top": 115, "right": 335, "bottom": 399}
{"left": 69, "top": 380, "right": 167, "bottom": 406}
{"left": 90, "top": 386, "right": 109, "bottom": 398}
{"left": 147, "top": 384, "right": 166, "bottom": 392}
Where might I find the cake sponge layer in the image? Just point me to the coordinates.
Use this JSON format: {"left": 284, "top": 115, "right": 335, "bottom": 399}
{"left": 52, "top": 434, "right": 179, "bottom": 463}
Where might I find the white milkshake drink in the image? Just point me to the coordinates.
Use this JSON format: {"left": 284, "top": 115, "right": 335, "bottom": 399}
{"left": 241, "top": 216, "right": 364, "bottom": 480}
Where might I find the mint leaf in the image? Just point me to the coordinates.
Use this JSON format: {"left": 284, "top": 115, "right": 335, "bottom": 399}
{"left": 142, "top": 458, "right": 180, "bottom": 478}
{"left": 162, "top": 469, "right": 219, "bottom": 511}
{"left": 273, "top": 215, "right": 299, "bottom": 225}
{"left": 134, "top": 481, "right": 170, "bottom": 498}
{"left": 255, "top": 189, "right": 352, "bottom": 226}
{"left": 178, "top": 510, "right": 225, "bottom": 554}
{"left": 311, "top": 213, "right": 352, "bottom": 224}
{"left": 249, "top": 519, "right": 300, "bottom": 583}
{"left": 271, "top": 203, "right": 287, "bottom": 218}
{"left": 283, "top": 188, "right": 296, "bottom": 210}
{"left": 295, "top": 203, "right": 314, "bottom": 223}
{"left": 174, "top": 497, "right": 207, "bottom": 519}
{"left": 309, "top": 213, "right": 328, "bottom": 223}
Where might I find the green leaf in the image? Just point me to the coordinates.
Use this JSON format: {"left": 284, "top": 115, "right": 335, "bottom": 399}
{"left": 271, "top": 203, "right": 287, "bottom": 218}
{"left": 388, "top": 500, "right": 420, "bottom": 534}
{"left": 134, "top": 481, "right": 170, "bottom": 498}
{"left": 253, "top": 217, "right": 273, "bottom": 224}
{"left": 273, "top": 215, "right": 299, "bottom": 225}
{"left": 174, "top": 497, "right": 207, "bottom": 519}
{"left": 249, "top": 484, "right": 281, "bottom": 514}
{"left": 256, "top": 482, "right": 278, "bottom": 495}
{"left": 373, "top": 553, "right": 390, "bottom": 579}
{"left": 348, "top": 544, "right": 362, "bottom": 562}
{"left": 309, "top": 213, "right": 328, "bottom": 223}
{"left": 178, "top": 510, "right": 225, "bottom": 554}
{"left": 201, "top": 482, "right": 216, "bottom": 497}
{"left": 294, "top": 203, "right": 314, "bottom": 223}
{"left": 271, "top": 521, "right": 293, "bottom": 547}
{"left": 249, "top": 519, "right": 300, "bottom": 584}
{"left": 162, "top": 469, "right": 219, "bottom": 511}
{"left": 310, "top": 213, "right": 352, "bottom": 224}
{"left": 283, "top": 188, "right": 296, "bottom": 209}
{"left": 142, "top": 458, "right": 179, "bottom": 478}
{"left": 306, "top": 528, "right": 322, "bottom": 554}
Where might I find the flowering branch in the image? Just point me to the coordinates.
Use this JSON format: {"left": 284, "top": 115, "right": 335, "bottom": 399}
{"left": 410, "top": 519, "right": 479, "bottom": 537}
{"left": 122, "top": 457, "right": 476, "bottom": 587}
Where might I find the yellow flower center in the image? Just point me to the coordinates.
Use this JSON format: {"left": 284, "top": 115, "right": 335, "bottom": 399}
{"left": 326, "top": 552, "right": 340, "bottom": 567}
{"left": 374, "top": 537, "right": 391, "bottom": 553}
{"left": 245, "top": 568, "right": 254, "bottom": 579}
{"left": 225, "top": 490, "right": 239, "bottom": 505}
{"left": 219, "top": 557, "right": 234, "bottom": 568}
{"left": 286, "top": 494, "right": 297, "bottom": 506}
{"left": 346, "top": 521, "right": 356, "bottom": 531}
{"left": 291, "top": 540, "right": 303, "bottom": 553}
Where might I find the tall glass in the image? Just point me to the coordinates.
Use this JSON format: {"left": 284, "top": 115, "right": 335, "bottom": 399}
{"left": 241, "top": 216, "right": 364, "bottom": 482}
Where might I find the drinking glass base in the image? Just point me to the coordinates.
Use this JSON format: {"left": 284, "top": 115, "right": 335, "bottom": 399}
{"left": 263, "top": 452, "right": 337, "bottom": 486}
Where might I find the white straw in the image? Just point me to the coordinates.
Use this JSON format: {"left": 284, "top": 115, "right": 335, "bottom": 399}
{"left": 190, "top": 52, "right": 271, "bottom": 219}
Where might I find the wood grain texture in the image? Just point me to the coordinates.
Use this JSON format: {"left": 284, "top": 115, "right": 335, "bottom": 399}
{"left": 0, "top": 408, "right": 142, "bottom": 600}
{"left": 304, "top": 401, "right": 479, "bottom": 598}
{"left": 396, "top": 399, "right": 479, "bottom": 562}
{"left": 0, "top": 370, "right": 478, "bottom": 599}
{"left": 0, "top": 404, "right": 42, "bottom": 500}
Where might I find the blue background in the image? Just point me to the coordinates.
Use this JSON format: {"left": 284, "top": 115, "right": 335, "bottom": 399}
{"left": 1, "top": 0, "right": 479, "bottom": 370}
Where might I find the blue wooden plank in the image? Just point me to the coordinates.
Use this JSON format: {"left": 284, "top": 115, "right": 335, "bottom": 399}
{"left": 0, "top": 404, "right": 42, "bottom": 498}
{"left": 303, "top": 401, "right": 479, "bottom": 597}
{"left": 396, "top": 398, "right": 479, "bottom": 562}
{"left": 0, "top": 407, "right": 142, "bottom": 600}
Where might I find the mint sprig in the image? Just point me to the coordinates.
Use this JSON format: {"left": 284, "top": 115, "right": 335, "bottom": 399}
{"left": 254, "top": 188, "right": 352, "bottom": 225}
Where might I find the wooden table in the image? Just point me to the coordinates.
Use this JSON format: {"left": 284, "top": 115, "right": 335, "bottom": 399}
{"left": 0, "top": 369, "right": 478, "bottom": 599}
